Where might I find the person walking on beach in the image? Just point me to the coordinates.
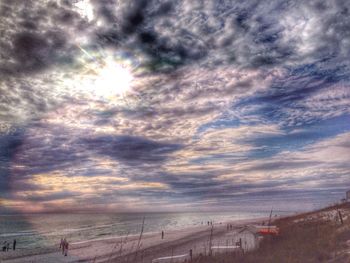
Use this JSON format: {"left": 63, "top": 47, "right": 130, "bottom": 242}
{"left": 6, "top": 242, "right": 9, "bottom": 251}
{"left": 161, "top": 230, "right": 164, "bottom": 239}
{"left": 13, "top": 239, "right": 16, "bottom": 251}
{"left": 62, "top": 238, "right": 66, "bottom": 255}
{"left": 59, "top": 238, "right": 63, "bottom": 249}
{"left": 64, "top": 240, "right": 69, "bottom": 256}
{"left": 2, "top": 241, "right": 6, "bottom": 252}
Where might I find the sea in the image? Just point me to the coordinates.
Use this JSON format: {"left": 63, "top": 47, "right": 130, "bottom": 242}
{"left": 0, "top": 210, "right": 294, "bottom": 250}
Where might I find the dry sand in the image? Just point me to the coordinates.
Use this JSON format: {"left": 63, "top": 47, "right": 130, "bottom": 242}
{"left": 0, "top": 217, "right": 266, "bottom": 263}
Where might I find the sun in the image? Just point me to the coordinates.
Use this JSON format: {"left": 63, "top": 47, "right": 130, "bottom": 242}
{"left": 73, "top": 56, "right": 134, "bottom": 99}
{"left": 93, "top": 59, "right": 133, "bottom": 97}
{"left": 65, "top": 47, "right": 136, "bottom": 99}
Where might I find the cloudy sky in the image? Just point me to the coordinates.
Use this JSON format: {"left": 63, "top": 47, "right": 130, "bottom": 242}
{"left": 0, "top": 0, "right": 349, "bottom": 213}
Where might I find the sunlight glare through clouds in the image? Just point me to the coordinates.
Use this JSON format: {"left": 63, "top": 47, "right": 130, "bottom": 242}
{"left": 66, "top": 50, "right": 134, "bottom": 99}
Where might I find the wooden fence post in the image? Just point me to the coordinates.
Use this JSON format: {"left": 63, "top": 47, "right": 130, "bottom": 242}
{"left": 338, "top": 210, "right": 344, "bottom": 224}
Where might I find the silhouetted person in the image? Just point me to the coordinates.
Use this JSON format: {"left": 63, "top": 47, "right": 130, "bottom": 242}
{"left": 64, "top": 241, "right": 69, "bottom": 256}
{"left": 13, "top": 239, "right": 16, "bottom": 251}
{"left": 2, "top": 241, "right": 6, "bottom": 252}
{"left": 161, "top": 231, "right": 164, "bottom": 239}
{"left": 62, "top": 238, "right": 66, "bottom": 255}
{"left": 6, "top": 242, "right": 9, "bottom": 251}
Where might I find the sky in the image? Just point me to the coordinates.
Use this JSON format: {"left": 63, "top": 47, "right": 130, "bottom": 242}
{"left": 0, "top": 0, "right": 349, "bottom": 213}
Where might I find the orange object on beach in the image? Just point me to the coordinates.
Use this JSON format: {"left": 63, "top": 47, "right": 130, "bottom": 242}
{"left": 257, "top": 227, "right": 279, "bottom": 235}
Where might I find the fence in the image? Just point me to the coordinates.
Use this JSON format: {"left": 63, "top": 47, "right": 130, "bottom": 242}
{"left": 151, "top": 253, "right": 190, "bottom": 263}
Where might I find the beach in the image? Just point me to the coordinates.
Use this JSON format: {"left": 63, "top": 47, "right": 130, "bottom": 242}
{"left": 0, "top": 217, "right": 266, "bottom": 263}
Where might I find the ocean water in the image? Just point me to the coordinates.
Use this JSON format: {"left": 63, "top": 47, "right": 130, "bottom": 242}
{"left": 0, "top": 211, "right": 286, "bottom": 250}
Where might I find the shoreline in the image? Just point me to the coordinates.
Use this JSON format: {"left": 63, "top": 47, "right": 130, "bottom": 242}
{"left": 0, "top": 216, "right": 268, "bottom": 263}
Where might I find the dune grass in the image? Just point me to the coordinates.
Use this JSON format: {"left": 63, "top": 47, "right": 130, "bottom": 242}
{"left": 192, "top": 203, "right": 350, "bottom": 263}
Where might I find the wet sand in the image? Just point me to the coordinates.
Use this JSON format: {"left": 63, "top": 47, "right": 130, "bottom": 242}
{"left": 0, "top": 217, "right": 266, "bottom": 263}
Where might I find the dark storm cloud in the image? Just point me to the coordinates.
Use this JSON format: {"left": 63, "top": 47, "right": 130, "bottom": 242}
{"left": 0, "top": 124, "right": 28, "bottom": 194}
{"left": 92, "top": 0, "right": 205, "bottom": 70}
{"left": 7, "top": 122, "right": 182, "bottom": 184}
{"left": 121, "top": 0, "right": 149, "bottom": 35}
{"left": 148, "top": 171, "right": 299, "bottom": 201}
{"left": 3, "top": 122, "right": 92, "bottom": 182}
{"left": 81, "top": 135, "right": 182, "bottom": 163}
{"left": 11, "top": 31, "right": 66, "bottom": 73}
{"left": 9, "top": 179, "right": 49, "bottom": 192}
{"left": 23, "top": 191, "right": 79, "bottom": 202}
{"left": 0, "top": 0, "right": 86, "bottom": 75}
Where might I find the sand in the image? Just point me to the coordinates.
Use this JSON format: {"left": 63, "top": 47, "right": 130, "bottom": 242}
{"left": 0, "top": 217, "right": 266, "bottom": 263}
